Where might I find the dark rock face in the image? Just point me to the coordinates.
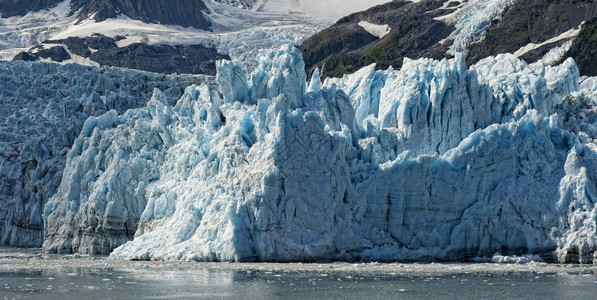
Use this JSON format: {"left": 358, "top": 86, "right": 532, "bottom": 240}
{"left": 54, "top": 35, "right": 123, "bottom": 58}
{"left": 12, "top": 52, "right": 37, "bottom": 61}
{"left": 559, "top": 18, "right": 597, "bottom": 76}
{"left": 467, "top": 0, "right": 597, "bottom": 66}
{"left": 14, "top": 46, "right": 71, "bottom": 63}
{"left": 70, "top": 0, "right": 211, "bottom": 30}
{"left": 299, "top": 0, "right": 455, "bottom": 78}
{"left": 301, "top": 0, "right": 597, "bottom": 78}
{"left": 90, "top": 43, "right": 229, "bottom": 75}
{"left": 35, "top": 46, "right": 71, "bottom": 62}
{"left": 13, "top": 34, "right": 230, "bottom": 75}
{"left": 0, "top": 0, "right": 63, "bottom": 17}
{"left": 0, "top": 0, "right": 211, "bottom": 30}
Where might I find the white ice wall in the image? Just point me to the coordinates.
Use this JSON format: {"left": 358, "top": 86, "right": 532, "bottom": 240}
{"left": 42, "top": 45, "right": 597, "bottom": 263}
{"left": 0, "top": 61, "right": 210, "bottom": 247}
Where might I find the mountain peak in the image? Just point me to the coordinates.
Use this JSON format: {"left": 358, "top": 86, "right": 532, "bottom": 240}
{"left": 0, "top": 0, "right": 212, "bottom": 30}
{"left": 300, "top": 0, "right": 597, "bottom": 78}
{"left": 70, "top": 0, "right": 211, "bottom": 29}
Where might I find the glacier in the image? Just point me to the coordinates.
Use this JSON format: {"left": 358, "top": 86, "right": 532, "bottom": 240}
{"left": 0, "top": 61, "right": 212, "bottom": 247}
{"left": 439, "top": 0, "right": 517, "bottom": 55}
{"left": 0, "top": 0, "right": 330, "bottom": 72}
{"left": 37, "top": 45, "right": 597, "bottom": 263}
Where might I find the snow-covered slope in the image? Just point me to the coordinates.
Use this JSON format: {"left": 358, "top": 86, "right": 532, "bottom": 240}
{"left": 0, "top": 0, "right": 331, "bottom": 72}
{"left": 41, "top": 45, "right": 597, "bottom": 263}
{"left": 0, "top": 61, "right": 211, "bottom": 247}
{"left": 0, "top": 0, "right": 74, "bottom": 54}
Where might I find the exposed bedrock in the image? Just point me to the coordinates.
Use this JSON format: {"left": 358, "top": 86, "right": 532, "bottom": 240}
{"left": 0, "top": 0, "right": 211, "bottom": 30}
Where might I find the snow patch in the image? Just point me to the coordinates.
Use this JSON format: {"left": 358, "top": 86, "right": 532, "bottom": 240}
{"left": 0, "top": 0, "right": 76, "bottom": 50}
{"left": 358, "top": 21, "right": 391, "bottom": 39}
{"left": 513, "top": 24, "right": 583, "bottom": 58}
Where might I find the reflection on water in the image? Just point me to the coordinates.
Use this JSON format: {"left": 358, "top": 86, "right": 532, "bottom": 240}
{"left": 1, "top": 247, "right": 596, "bottom": 299}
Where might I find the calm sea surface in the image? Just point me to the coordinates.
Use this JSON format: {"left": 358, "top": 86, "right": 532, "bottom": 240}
{"left": 1, "top": 247, "right": 596, "bottom": 299}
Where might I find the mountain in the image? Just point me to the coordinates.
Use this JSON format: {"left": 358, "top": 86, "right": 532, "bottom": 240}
{"left": 300, "top": 0, "right": 452, "bottom": 78}
{"left": 3, "top": 0, "right": 216, "bottom": 74}
{"left": 0, "top": 0, "right": 64, "bottom": 17}
{"left": 466, "top": 0, "right": 597, "bottom": 66}
{"left": 72, "top": 0, "right": 211, "bottom": 29}
{"left": 0, "top": 0, "right": 211, "bottom": 30}
{"left": 15, "top": 34, "right": 230, "bottom": 75}
{"left": 2, "top": 0, "right": 597, "bottom": 264}
{"left": 558, "top": 18, "right": 597, "bottom": 77}
{"left": 300, "top": 0, "right": 597, "bottom": 78}
{"left": 1, "top": 0, "right": 327, "bottom": 75}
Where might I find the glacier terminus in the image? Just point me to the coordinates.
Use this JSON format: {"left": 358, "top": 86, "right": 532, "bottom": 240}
{"left": 30, "top": 44, "right": 597, "bottom": 264}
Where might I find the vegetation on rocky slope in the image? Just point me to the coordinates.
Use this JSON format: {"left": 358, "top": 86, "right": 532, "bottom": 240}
{"left": 301, "top": 0, "right": 597, "bottom": 78}
{"left": 299, "top": 0, "right": 452, "bottom": 78}
{"left": 468, "top": 0, "right": 597, "bottom": 65}
{"left": 558, "top": 18, "right": 597, "bottom": 76}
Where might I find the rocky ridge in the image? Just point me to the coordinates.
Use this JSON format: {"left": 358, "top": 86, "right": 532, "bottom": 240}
{"left": 15, "top": 34, "right": 230, "bottom": 75}
{"left": 300, "top": 0, "right": 597, "bottom": 78}
{"left": 0, "top": 0, "right": 211, "bottom": 30}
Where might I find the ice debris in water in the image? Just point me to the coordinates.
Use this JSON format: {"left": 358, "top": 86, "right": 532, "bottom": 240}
{"left": 37, "top": 44, "right": 597, "bottom": 263}
{"left": 491, "top": 253, "right": 542, "bottom": 264}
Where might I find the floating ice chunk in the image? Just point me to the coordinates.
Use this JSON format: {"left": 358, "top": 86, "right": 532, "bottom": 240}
{"left": 492, "top": 253, "right": 543, "bottom": 264}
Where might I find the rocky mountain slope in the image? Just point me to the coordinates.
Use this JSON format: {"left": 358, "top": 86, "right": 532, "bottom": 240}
{"left": 16, "top": 34, "right": 230, "bottom": 75}
{"left": 0, "top": 0, "right": 211, "bottom": 30}
{"left": 300, "top": 0, "right": 597, "bottom": 78}
{"left": 1, "top": 0, "right": 327, "bottom": 75}
{"left": 300, "top": 0, "right": 452, "bottom": 78}
{"left": 467, "top": 0, "right": 597, "bottom": 66}
{"left": 558, "top": 18, "right": 597, "bottom": 76}
{"left": 73, "top": 0, "right": 211, "bottom": 29}
{"left": 0, "top": 0, "right": 63, "bottom": 17}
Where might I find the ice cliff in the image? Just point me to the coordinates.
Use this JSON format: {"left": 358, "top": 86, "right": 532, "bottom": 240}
{"left": 41, "top": 45, "right": 597, "bottom": 263}
{"left": 0, "top": 61, "right": 210, "bottom": 247}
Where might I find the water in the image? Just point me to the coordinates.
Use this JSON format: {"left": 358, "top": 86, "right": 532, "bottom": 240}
{"left": 1, "top": 247, "right": 596, "bottom": 299}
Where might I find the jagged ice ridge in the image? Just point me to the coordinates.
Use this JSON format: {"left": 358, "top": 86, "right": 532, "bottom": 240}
{"left": 38, "top": 45, "right": 597, "bottom": 263}
{"left": 0, "top": 61, "right": 210, "bottom": 247}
